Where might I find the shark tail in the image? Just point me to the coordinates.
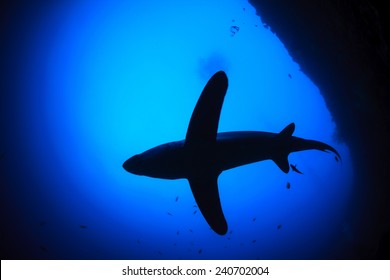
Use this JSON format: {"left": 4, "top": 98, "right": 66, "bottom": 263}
{"left": 272, "top": 123, "right": 342, "bottom": 173}
{"left": 301, "top": 139, "right": 342, "bottom": 163}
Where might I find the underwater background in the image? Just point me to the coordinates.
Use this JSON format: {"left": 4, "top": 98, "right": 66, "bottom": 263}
{"left": 1, "top": 0, "right": 354, "bottom": 259}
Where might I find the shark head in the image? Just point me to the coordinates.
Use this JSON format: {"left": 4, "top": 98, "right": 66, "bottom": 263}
{"left": 123, "top": 154, "right": 144, "bottom": 175}
{"left": 123, "top": 142, "right": 186, "bottom": 179}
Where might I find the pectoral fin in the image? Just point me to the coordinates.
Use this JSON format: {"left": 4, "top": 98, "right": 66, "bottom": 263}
{"left": 188, "top": 175, "right": 228, "bottom": 235}
{"left": 185, "top": 71, "right": 228, "bottom": 145}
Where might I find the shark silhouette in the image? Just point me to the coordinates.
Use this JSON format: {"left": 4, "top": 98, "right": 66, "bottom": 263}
{"left": 123, "top": 71, "right": 341, "bottom": 235}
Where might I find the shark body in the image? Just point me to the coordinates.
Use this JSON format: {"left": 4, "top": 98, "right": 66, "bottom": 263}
{"left": 123, "top": 71, "right": 341, "bottom": 235}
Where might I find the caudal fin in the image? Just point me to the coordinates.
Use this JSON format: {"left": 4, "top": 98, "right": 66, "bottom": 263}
{"left": 305, "top": 139, "right": 342, "bottom": 163}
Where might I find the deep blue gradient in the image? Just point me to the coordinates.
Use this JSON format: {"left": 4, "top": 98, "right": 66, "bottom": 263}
{"left": 2, "top": 0, "right": 353, "bottom": 259}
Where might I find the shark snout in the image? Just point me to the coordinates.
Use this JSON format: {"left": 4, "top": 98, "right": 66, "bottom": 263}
{"left": 123, "top": 155, "right": 142, "bottom": 174}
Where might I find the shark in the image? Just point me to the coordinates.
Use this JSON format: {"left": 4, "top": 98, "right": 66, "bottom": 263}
{"left": 123, "top": 71, "right": 341, "bottom": 235}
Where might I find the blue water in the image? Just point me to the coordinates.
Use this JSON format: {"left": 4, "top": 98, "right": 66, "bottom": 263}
{"left": 2, "top": 0, "right": 353, "bottom": 259}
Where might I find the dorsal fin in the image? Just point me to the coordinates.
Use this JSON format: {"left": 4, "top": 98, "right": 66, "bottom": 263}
{"left": 272, "top": 123, "right": 295, "bottom": 173}
{"left": 276, "top": 123, "right": 295, "bottom": 140}
{"left": 185, "top": 71, "right": 228, "bottom": 145}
